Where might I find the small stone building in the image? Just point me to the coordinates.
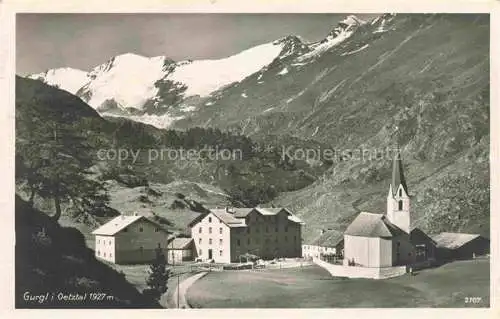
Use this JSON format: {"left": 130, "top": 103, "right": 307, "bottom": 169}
{"left": 166, "top": 237, "right": 195, "bottom": 264}
{"left": 432, "top": 232, "right": 490, "bottom": 261}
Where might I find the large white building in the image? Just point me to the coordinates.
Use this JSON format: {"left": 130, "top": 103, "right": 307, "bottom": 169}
{"left": 189, "top": 207, "right": 304, "bottom": 263}
{"left": 92, "top": 214, "right": 171, "bottom": 264}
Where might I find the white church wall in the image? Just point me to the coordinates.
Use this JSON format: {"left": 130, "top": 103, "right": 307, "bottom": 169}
{"left": 344, "top": 235, "right": 383, "bottom": 267}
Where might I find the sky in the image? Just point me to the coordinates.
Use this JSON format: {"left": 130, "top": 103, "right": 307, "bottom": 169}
{"left": 16, "top": 13, "right": 378, "bottom": 75}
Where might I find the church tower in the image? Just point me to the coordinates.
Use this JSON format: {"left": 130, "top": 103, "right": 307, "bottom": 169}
{"left": 386, "top": 146, "right": 411, "bottom": 233}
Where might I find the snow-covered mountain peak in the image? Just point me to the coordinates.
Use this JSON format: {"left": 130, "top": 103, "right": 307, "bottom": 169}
{"left": 340, "top": 15, "right": 367, "bottom": 28}
{"left": 168, "top": 41, "right": 285, "bottom": 97}
{"left": 28, "top": 67, "right": 88, "bottom": 95}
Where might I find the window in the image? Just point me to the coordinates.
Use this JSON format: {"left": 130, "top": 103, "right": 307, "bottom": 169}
{"left": 294, "top": 236, "right": 297, "bottom": 242}
{"left": 199, "top": 238, "right": 202, "bottom": 244}
{"left": 398, "top": 200, "right": 403, "bottom": 210}
{"left": 219, "top": 250, "right": 223, "bottom": 256}
{"left": 237, "top": 239, "right": 240, "bottom": 246}
{"left": 275, "top": 227, "right": 278, "bottom": 232}
{"left": 97, "top": 250, "right": 100, "bottom": 256}
{"left": 285, "top": 226, "right": 288, "bottom": 232}
{"left": 199, "top": 249, "right": 202, "bottom": 256}
{"left": 123, "top": 227, "right": 128, "bottom": 232}
{"left": 285, "top": 236, "right": 288, "bottom": 242}
{"left": 209, "top": 238, "right": 212, "bottom": 245}
{"left": 209, "top": 227, "right": 212, "bottom": 234}
{"left": 275, "top": 237, "right": 278, "bottom": 243}
{"left": 247, "top": 228, "right": 251, "bottom": 234}
{"left": 209, "top": 217, "right": 212, "bottom": 223}
{"left": 219, "top": 239, "right": 223, "bottom": 245}
{"left": 110, "top": 253, "right": 113, "bottom": 258}
{"left": 399, "top": 189, "right": 402, "bottom": 196}
{"left": 155, "top": 228, "right": 159, "bottom": 232}
{"left": 97, "top": 239, "right": 100, "bottom": 244}
{"left": 139, "top": 227, "right": 144, "bottom": 232}
{"left": 104, "top": 252, "right": 106, "bottom": 257}
{"left": 219, "top": 227, "right": 223, "bottom": 234}
{"left": 199, "top": 227, "right": 202, "bottom": 233}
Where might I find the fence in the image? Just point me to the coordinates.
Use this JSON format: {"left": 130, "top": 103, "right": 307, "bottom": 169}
{"left": 313, "top": 257, "right": 407, "bottom": 279}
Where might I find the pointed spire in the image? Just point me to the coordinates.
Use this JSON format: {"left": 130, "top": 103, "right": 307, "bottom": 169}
{"left": 391, "top": 146, "right": 408, "bottom": 196}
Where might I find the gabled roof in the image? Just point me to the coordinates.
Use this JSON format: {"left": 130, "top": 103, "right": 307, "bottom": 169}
{"left": 188, "top": 207, "right": 304, "bottom": 228}
{"left": 287, "top": 215, "right": 304, "bottom": 224}
{"left": 92, "top": 215, "right": 168, "bottom": 236}
{"left": 306, "top": 229, "right": 343, "bottom": 247}
{"left": 410, "top": 227, "right": 437, "bottom": 245}
{"left": 391, "top": 147, "right": 409, "bottom": 196}
{"left": 432, "top": 232, "right": 485, "bottom": 249}
{"left": 344, "top": 212, "right": 406, "bottom": 238}
{"left": 211, "top": 209, "right": 247, "bottom": 227}
{"left": 167, "top": 237, "right": 193, "bottom": 249}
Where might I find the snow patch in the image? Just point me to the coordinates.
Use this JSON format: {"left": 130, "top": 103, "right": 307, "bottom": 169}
{"left": 263, "top": 107, "right": 275, "bottom": 113}
{"left": 297, "top": 29, "right": 354, "bottom": 61}
{"left": 179, "top": 105, "right": 197, "bottom": 112}
{"left": 205, "top": 101, "right": 214, "bottom": 106}
{"left": 104, "top": 112, "right": 183, "bottom": 129}
{"left": 241, "top": 92, "right": 248, "bottom": 98}
{"left": 341, "top": 44, "right": 369, "bottom": 56}
{"left": 278, "top": 67, "right": 289, "bottom": 75}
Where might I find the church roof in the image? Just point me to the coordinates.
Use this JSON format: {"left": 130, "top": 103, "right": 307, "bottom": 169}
{"left": 391, "top": 147, "right": 409, "bottom": 196}
{"left": 344, "top": 212, "right": 406, "bottom": 238}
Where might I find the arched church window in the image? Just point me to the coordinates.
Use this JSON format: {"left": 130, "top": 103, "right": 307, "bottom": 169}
{"left": 398, "top": 200, "right": 403, "bottom": 210}
{"left": 399, "top": 189, "right": 402, "bottom": 196}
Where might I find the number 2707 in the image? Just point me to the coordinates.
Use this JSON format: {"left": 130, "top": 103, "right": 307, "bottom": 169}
{"left": 465, "top": 297, "right": 482, "bottom": 304}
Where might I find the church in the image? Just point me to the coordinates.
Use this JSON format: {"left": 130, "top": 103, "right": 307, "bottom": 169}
{"left": 343, "top": 147, "right": 436, "bottom": 268}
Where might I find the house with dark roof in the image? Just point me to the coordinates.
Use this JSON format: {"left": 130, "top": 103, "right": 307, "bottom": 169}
{"left": 432, "top": 232, "right": 489, "bottom": 261}
{"left": 189, "top": 207, "right": 304, "bottom": 263}
{"left": 92, "top": 214, "right": 172, "bottom": 264}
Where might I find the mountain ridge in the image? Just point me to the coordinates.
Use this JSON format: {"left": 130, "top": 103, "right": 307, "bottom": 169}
{"left": 26, "top": 14, "right": 371, "bottom": 128}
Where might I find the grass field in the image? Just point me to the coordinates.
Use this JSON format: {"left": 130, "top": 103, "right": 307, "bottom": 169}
{"left": 187, "top": 258, "right": 489, "bottom": 308}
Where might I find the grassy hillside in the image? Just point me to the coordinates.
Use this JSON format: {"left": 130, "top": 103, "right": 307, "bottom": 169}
{"left": 15, "top": 195, "right": 160, "bottom": 308}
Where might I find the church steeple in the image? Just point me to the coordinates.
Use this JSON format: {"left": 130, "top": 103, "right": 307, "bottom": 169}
{"left": 390, "top": 146, "right": 408, "bottom": 196}
{"left": 386, "top": 144, "right": 411, "bottom": 233}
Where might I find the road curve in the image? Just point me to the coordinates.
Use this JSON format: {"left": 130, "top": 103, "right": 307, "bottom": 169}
{"left": 171, "top": 271, "right": 208, "bottom": 308}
